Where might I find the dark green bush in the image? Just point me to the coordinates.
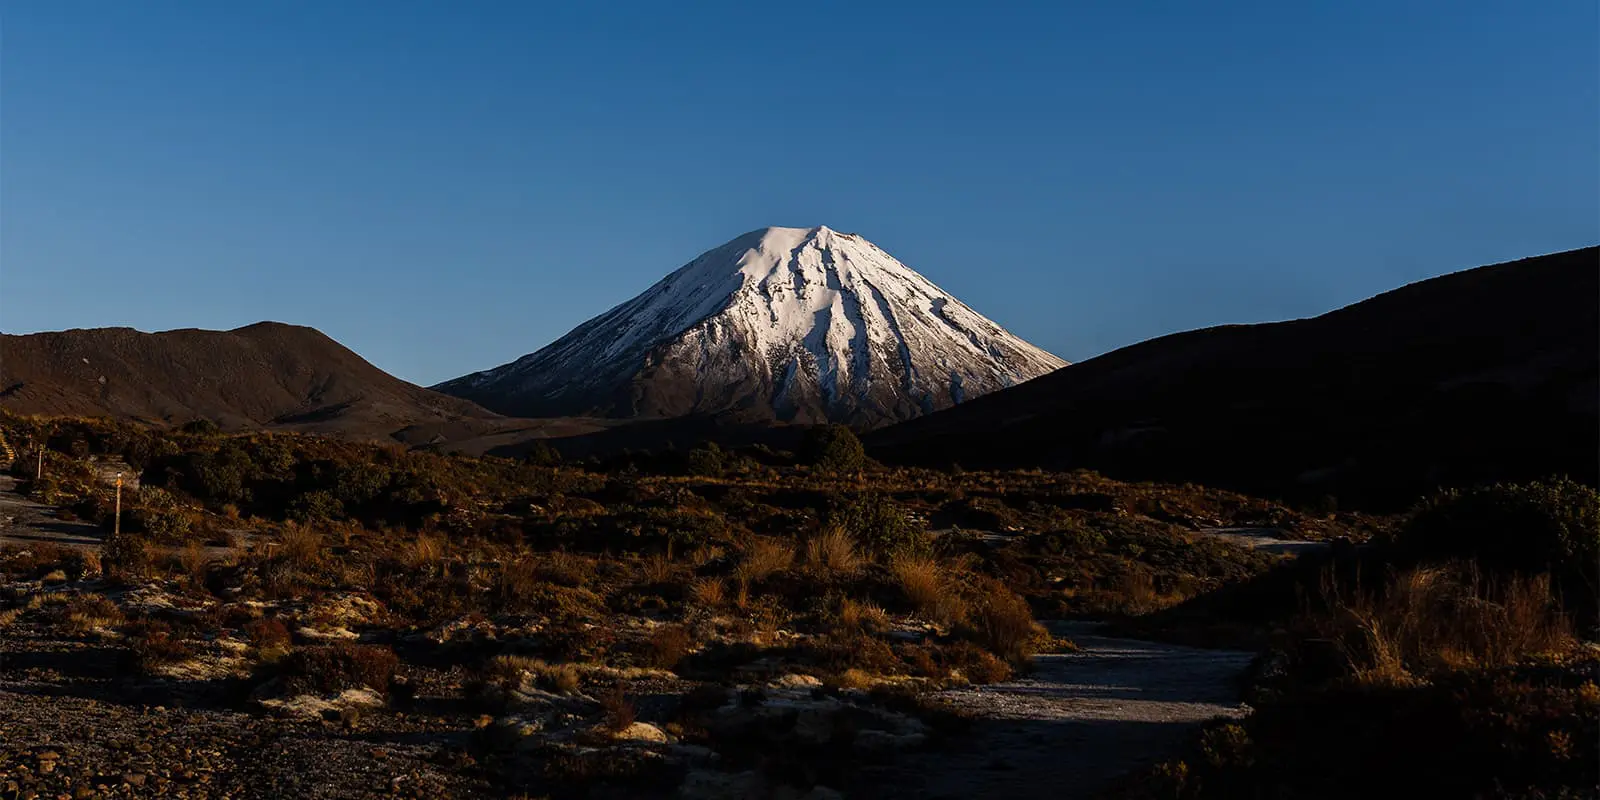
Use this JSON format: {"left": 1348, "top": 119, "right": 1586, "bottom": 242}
{"left": 802, "top": 424, "right": 866, "bottom": 474}
{"left": 832, "top": 493, "right": 927, "bottom": 558}
{"left": 1399, "top": 477, "right": 1599, "bottom": 594}
{"left": 686, "top": 442, "right": 726, "bottom": 477}
{"left": 179, "top": 418, "right": 221, "bottom": 436}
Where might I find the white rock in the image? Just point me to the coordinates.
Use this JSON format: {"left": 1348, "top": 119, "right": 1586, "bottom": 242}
{"left": 768, "top": 673, "right": 822, "bottom": 690}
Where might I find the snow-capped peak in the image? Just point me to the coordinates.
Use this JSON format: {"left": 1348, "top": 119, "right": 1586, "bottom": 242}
{"left": 434, "top": 226, "right": 1067, "bottom": 427}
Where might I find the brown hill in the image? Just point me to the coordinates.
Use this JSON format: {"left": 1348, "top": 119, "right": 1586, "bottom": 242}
{"left": 0, "top": 322, "right": 532, "bottom": 443}
{"left": 868, "top": 247, "right": 1600, "bottom": 510}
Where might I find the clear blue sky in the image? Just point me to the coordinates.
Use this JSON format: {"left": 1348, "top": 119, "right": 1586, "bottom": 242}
{"left": 4, "top": 1, "right": 1596, "bottom": 385}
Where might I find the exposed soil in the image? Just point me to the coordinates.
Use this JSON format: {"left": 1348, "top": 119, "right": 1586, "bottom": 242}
{"left": 866, "top": 622, "right": 1253, "bottom": 799}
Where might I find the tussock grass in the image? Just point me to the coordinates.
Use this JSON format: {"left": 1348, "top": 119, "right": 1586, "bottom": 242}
{"left": 837, "top": 596, "right": 890, "bottom": 634}
{"left": 804, "top": 525, "right": 861, "bottom": 574}
{"left": 891, "top": 554, "right": 967, "bottom": 625}
{"left": 277, "top": 524, "right": 323, "bottom": 568}
{"left": 735, "top": 538, "right": 793, "bottom": 585}
{"left": 1315, "top": 564, "right": 1575, "bottom": 686}
{"left": 689, "top": 577, "right": 726, "bottom": 608}
{"left": 970, "top": 579, "right": 1042, "bottom": 666}
{"left": 486, "top": 654, "right": 582, "bottom": 695}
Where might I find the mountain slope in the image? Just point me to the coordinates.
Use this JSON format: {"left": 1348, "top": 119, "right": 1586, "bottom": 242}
{"left": 436, "top": 226, "right": 1066, "bottom": 428}
{"left": 0, "top": 322, "right": 523, "bottom": 442}
{"left": 869, "top": 247, "right": 1600, "bottom": 509}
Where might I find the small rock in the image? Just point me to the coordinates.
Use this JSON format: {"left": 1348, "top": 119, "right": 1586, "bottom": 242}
{"left": 768, "top": 673, "right": 822, "bottom": 690}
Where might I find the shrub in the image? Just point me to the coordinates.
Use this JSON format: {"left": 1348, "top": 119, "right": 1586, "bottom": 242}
{"left": 689, "top": 577, "right": 726, "bottom": 608}
{"left": 280, "top": 643, "right": 399, "bottom": 697}
{"left": 686, "top": 442, "right": 726, "bottom": 477}
{"left": 1399, "top": 478, "right": 1599, "bottom": 606}
{"left": 244, "top": 617, "right": 293, "bottom": 662}
{"left": 525, "top": 441, "right": 562, "bottom": 467}
{"left": 644, "top": 625, "right": 692, "bottom": 669}
{"left": 837, "top": 596, "right": 890, "bottom": 633}
{"left": 802, "top": 425, "right": 866, "bottom": 474}
{"left": 600, "top": 684, "right": 636, "bottom": 732}
{"left": 943, "top": 640, "right": 1012, "bottom": 684}
{"left": 289, "top": 490, "right": 345, "bottom": 522}
{"left": 833, "top": 494, "right": 928, "bottom": 559}
{"left": 179, "top": 418, "right": 221, "bottom": 436}
{"left": 126, "top": 619, "right": 196, "bottom": 674}
{"left": 102, "top": 532, "right": 155, "bottom": 581}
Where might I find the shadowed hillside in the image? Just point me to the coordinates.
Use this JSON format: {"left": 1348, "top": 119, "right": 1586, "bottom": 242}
{"left": 0, "top": 322, "right": 533, "bottom": 443}
{"left": 869, "top": 247, "right": 1599, "bottom": 509}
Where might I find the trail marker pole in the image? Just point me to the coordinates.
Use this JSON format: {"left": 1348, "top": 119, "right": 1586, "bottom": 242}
{"left": 114, "top": 473, "right": 124, "bottom": 536}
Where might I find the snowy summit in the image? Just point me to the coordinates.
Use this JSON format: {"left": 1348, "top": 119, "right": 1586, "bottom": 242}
{"left": 434, "top": 226, "right": 1067, "bottom": 427}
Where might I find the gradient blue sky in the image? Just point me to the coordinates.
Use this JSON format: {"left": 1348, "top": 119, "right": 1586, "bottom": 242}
{"left": 4, "top": 1, "right": 1596, "bottom": 385}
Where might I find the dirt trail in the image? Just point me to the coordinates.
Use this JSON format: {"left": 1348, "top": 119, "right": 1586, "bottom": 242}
{"left": 0, "top": 475, "right": 247, "bottom": 559}
{"left": 1195, "top": 526, "right": 1330, "bottom": 556}
{"left": 0, "top": 475, "right": 108, "bottom": 552}
{"left": 872, "top": 622, "right": 1253, "bottom": 799}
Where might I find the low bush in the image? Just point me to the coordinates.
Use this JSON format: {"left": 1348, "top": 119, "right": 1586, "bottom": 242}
{"left": 126, "top": 619, "right": 196, "bottom": 674}
{"left": 644, "top": 624, "right": 693, "bottom": 669}
{"left": 279, "top": 643, "right": 399, "bottom": 697}
{"left": 802, "top": 425, "right": 866, "bottom": 474}
{"left": 1398, "top": 477, "right": 1598, "bottom": 607}
{"left": 833, "top": 494, "right": 927, "bottom": 559}
{"left": 244, "top": 617, "right": 293, "bottom": 662}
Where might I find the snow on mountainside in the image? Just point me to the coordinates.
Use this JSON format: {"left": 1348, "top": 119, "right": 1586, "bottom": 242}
{"left": 434, "top": 226, "right": 1067, "bottom": 428}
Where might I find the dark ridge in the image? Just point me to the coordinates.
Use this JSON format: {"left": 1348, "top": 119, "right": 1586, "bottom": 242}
{"left": 868, "top": 247, "right": 1600, "bottom": 510}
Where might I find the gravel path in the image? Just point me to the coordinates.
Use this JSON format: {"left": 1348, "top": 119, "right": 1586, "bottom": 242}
{"left": 0, "top": 475, "right": 108, "bottom": 552}
{"left": 872, "top": 622, "right": 1253, "bottom": 799}
{"left": 0, "top": 475, "right": 248, "bottom": 559}
{"left": 1194, "top": 526, "right": 1330, "bottom": 557}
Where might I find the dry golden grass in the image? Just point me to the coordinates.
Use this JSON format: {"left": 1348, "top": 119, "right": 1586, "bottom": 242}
{"left": 804, "top": 526, "right": 861, "bottom": 574}
{"left": 57, "top": 594, "right": 124, "bottom": 635}
{"left": 830, "top": 668, "right": 874, "bottom": 689}
{"left": 970, "top": 579, "right": 1041, "bottom": 665}
{"left": 689, "top": 577, "right": 726, "bottom": 608}
{"left": 735, "top": 538, "right": 794, "bottom": 585}
{"left": 639, "top": 553, "right": 678, "bottom": 585}
{"left": 486, "top": 654, "right": 582, "bottom": 695}
{"left": 1318, "top": 564, "right": 1575, "bottom": 686}
{"left": 179, "top": 540, "right": 209, "bottom": 586}
{"left": 540, "top": 550, "right": 595, "bottom": 587}
{"left": 404, "top": 533, "right": 447, "bottom": 573}
{"left": 892, "top": 554, "right": 967, "bottom": 626}
{"left": 838, "top": 596, "right": 891, "bottom": 634}
{"left": 688, "top": 545, "right": 724, "bottom": 569}
{"left": 277, "top": 523, "right": 323, "bottom": 568}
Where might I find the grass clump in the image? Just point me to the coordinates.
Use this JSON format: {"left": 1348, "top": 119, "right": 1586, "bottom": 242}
{"left": 804, "top": 525, "right": 861, "bottom": 574}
